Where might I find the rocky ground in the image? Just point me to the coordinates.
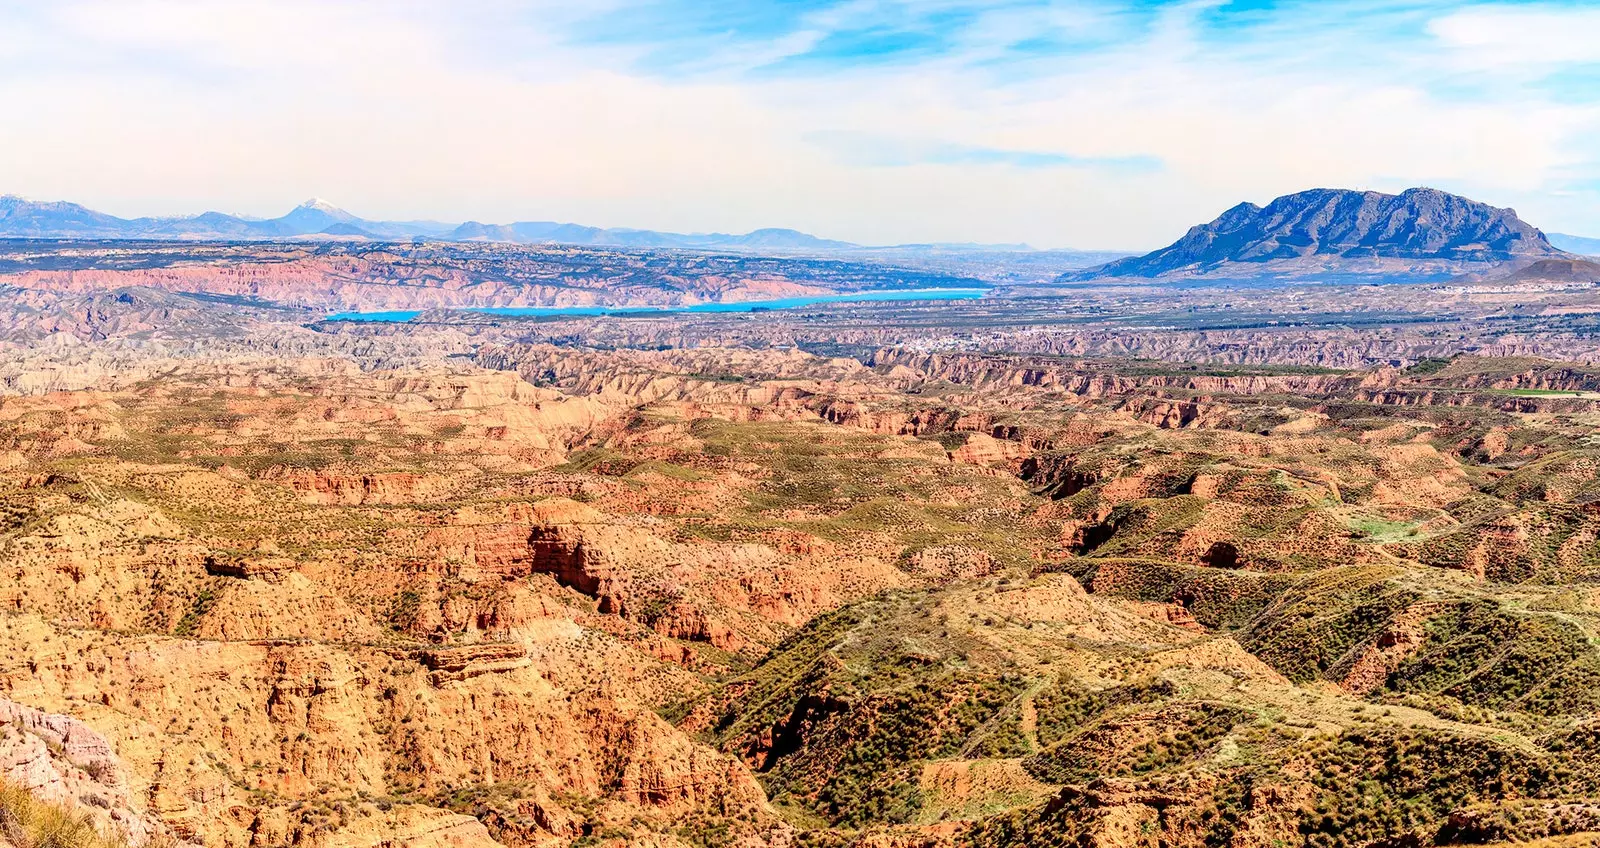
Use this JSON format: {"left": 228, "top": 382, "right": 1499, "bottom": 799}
{"left": 0, "top": 340, "right": 1597, "bottom": 847}
{"left": 1, "top": 243, "right": 1599, "bottom": 848}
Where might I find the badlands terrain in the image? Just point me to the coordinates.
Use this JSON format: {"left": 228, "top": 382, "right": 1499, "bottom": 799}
{"left": 3, "top": 191, "right": 1600, "bottom": 848}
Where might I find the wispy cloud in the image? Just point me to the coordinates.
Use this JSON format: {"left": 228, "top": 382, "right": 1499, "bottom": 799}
{"left": 806, "top": 130, "right": 1164, "bottom": 171}
{"left": 0, "top": 0, "right": 1596, "bottom": 247}
{"left": 566, "top": 1, "right": 1157, "bottom": 76}
{"left": 1428, "top": 3, "right": 1600, "bottom": 69}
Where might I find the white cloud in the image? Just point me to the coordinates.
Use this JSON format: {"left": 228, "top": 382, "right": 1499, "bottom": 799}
{"left": 1428, "top": 4, "right": 1600, "bottom": 68}
{"left": 0, "top": 0, "right": 1597, "bottom": 246}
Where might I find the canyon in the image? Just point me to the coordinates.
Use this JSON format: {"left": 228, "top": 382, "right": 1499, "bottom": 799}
{"left": 1, "top": 228, "right": 1599, "bottom": 848}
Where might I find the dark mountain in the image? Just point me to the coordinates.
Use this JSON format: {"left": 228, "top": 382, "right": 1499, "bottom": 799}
{"left": 1550, "top": 233, "right": 1600, "bottom": 256}
{"left": 1066, "top": 187, "right": 1565, "bottom": 281}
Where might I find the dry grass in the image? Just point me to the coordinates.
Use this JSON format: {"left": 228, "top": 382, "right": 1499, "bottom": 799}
{"left": 0, "top": 780, "right": 125, "bottom": 848}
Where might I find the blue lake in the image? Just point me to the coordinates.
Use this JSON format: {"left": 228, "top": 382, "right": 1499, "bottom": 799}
{"left": 325, "top": 288, "right": 987, "bottom": 322}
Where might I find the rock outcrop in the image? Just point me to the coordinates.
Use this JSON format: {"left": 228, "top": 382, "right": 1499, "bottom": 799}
{"left": 1067, "top": 186, "right": 1564, "bottom": 280}
{"left": 0, "top": 695, "right": 172, "bottom": 847}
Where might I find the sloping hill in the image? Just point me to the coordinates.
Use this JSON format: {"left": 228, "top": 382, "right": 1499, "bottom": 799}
{"left": 1550, "top": 232, "right": 1600, "bottom": 256}
{"left": 1493, "top": 257, "right": 1600, "bottom": 284}
{"left": 0, "top": 196, "right": 132, "bottom": 238}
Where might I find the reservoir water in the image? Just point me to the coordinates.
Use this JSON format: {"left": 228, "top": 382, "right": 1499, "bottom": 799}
{"left": 325, "top": 288, "right": 986, "bottom": 322}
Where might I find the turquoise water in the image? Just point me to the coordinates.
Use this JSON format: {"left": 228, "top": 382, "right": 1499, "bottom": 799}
{"left": 325, "top": 288, "right": 986, "bottom": 322}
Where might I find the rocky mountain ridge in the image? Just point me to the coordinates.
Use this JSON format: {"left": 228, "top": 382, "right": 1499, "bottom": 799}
{"left": 1067, "top": 186, "right": 1567, "bottom": 281}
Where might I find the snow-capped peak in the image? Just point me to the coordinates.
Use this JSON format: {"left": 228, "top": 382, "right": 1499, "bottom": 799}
{"left": 290, "top": 197, "right": 357, "bottom": 223}
{"left": 298, "top": 197, "right": 344, "bottom": 213}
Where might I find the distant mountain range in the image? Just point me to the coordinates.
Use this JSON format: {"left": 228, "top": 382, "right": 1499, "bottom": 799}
{"left": 1065, "top": 187, "right": 1569, "bottom": 282}
{"left": 1549, "top": 233, "right": 1600, "bottom": 256}
{"left": 0, "top": 196, "right": 444, "bottom": 241}
{"left": 446, "top": 219, "right": 855, "bottom": 251}
{"left": 0, "top": 195, "right": 1087, "bottom": 259}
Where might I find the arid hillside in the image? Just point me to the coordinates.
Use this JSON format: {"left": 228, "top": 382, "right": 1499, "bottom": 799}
{"left": 3, "top": 332, "right": 1600, "bottom": 848}
{"left": 0, "top": 241, "right": 982, "bottom": 313}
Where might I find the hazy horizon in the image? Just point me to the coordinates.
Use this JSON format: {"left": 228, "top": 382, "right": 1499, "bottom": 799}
{"left": 3, "top": 0, "right": 1598, "bottom": 248}
{"left": 2, "top": 191, "right": 1157, "bottom": 251}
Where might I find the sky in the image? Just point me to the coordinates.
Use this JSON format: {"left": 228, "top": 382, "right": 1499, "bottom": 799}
{"left": 1, "top": 0, "right": 1598, "bottom": 249}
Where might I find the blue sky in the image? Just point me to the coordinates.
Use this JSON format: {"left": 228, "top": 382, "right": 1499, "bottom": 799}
{"left": 0, "top": 0, "right": 1597, "bottom": 248}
